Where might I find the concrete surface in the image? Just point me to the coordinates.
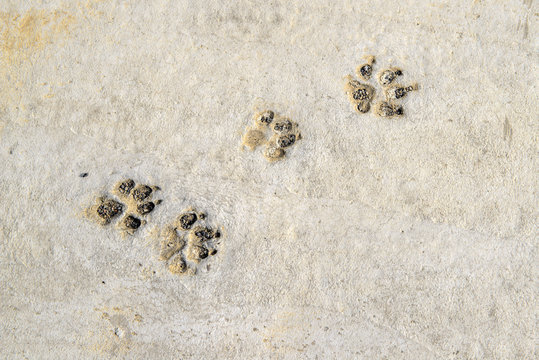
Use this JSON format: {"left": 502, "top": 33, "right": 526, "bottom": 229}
{"left": 0, "top": 0, "right": 537, "bottom": 359}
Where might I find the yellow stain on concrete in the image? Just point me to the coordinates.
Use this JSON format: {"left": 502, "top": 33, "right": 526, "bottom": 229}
{"left": 0, "top": 8, "right": 76, "bottom": 117}
{"left": 0, "top": 9, "right": 76, "bottom": 66}
{"left": 0, "top": 1, "right": 107, "bottom": 133}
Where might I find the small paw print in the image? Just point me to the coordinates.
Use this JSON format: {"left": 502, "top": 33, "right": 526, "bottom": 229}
{"left": 345, "top": 55, "right": 419, "bottom": 118}
{"left": 86, "top": 179, "right": 162, "bottom": 235}
{"left": 241, "top": 109, "right": 302, "bottom": 162}
{"left": 113, "top": 179, "right": 161, "bottom": 234}
{"left": 158, "top": 208, "right": 221, "bottom": 276}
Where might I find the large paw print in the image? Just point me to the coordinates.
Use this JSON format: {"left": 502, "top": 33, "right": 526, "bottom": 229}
{"left": 87, "top": 179, "right": 162, "bottom": 235}
{"left": 158, "top": 208, "right": 221, "bottom": 276}
{"left": 241, "top": 109, "right": 302, "bottom": 162}
{"left": 345, "top": 55, "right": 419, "bottom": 118}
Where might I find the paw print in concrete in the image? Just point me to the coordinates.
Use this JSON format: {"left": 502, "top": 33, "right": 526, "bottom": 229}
{"left": 345, "top": 55, "right": 419, "bottom": 118}
{"left": 241, "top": 110, "right": 302, "bottom": 162}
{"left": 87, "top": 179, "right": 162, "bottom": 235}
{"left": 158, "top": 208, "right": 221, "bottom": 276}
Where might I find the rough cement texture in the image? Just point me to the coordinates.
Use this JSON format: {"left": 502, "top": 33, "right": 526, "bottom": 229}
{"left": 0, "top": 0, "right": 537, "bottom": 359}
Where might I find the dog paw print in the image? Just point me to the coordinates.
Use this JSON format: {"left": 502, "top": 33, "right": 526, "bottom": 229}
{"left": 87, "top": 179, "right": 162, "bottom": 235}
{"left": 241, "top": 110, "right": 302, "bottom": 162}
{"left": 158, "top": 208, "right": 221, "bottom": 276}
{"left": 345, "top": 55, "right": 419, "bottom": 118}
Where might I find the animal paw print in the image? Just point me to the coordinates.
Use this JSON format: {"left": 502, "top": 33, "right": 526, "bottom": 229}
{"left": 241, "top": 109, "right": 302, "bottom": 162}
{"left": 345, "top": 55, "right": 418, "bottom": 118}
{"left": 87, "top": 179, "right": 162, "bottom": 234}
{"left": 158, "top": 208, "right": 221, "bottom": 275}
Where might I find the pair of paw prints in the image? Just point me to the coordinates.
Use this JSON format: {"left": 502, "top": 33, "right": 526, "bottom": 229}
{"left": 345, "top": 55, "right": 418, "bottom": 118}
{"left": 241, "top": 110, "right": 302, "bottom": 162}
{"left": 87, "top": 179, "right": 223, "bottom": 277}
{"left": 87, "top": 179, "right": 161, "bottom": 235}
{"left": 158, "top": 208, "right": 221, "bottom": 275}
